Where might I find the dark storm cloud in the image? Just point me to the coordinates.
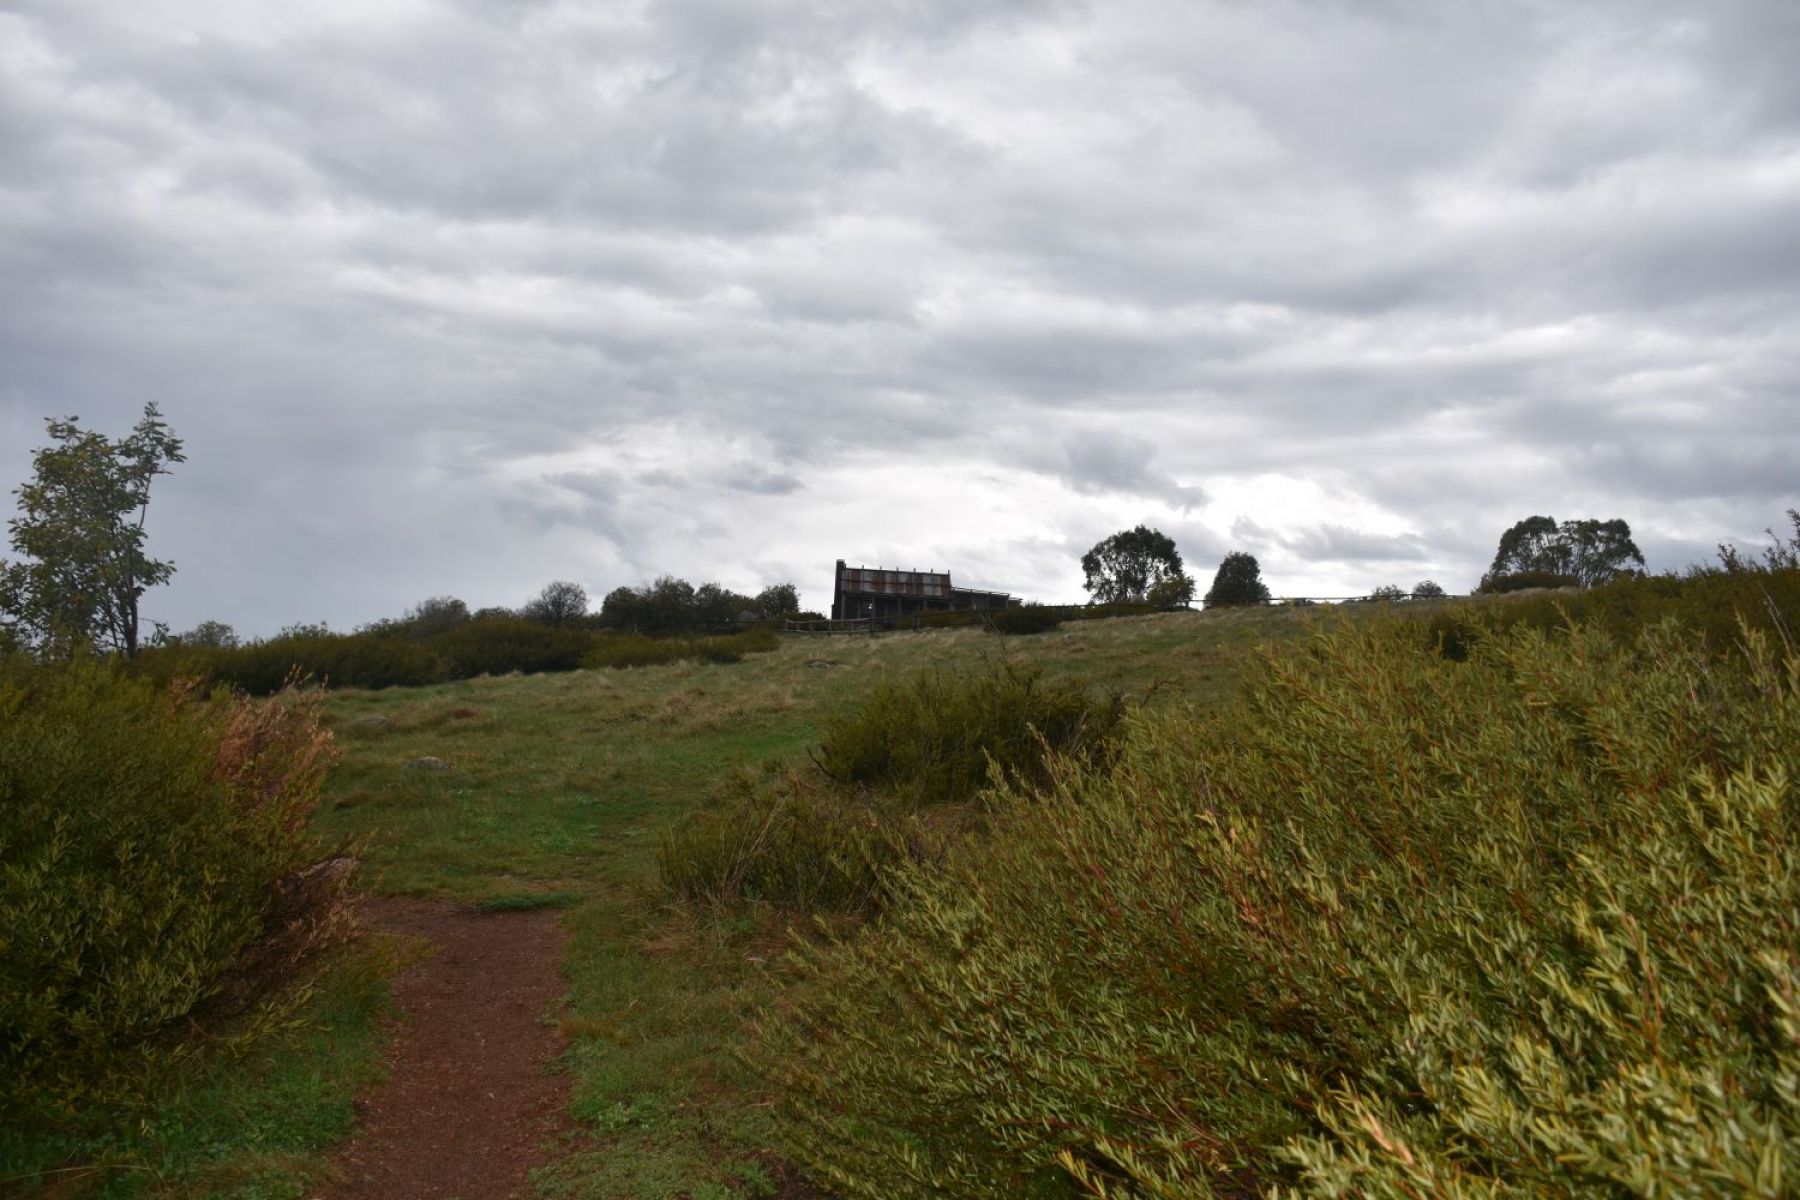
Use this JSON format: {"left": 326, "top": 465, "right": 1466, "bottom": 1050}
{"left": 1, "top": 0, "right": 1795, "bottom": 630}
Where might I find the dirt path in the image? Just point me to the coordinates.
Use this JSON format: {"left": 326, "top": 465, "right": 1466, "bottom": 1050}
{"left": 315, "top": 898, "right": 569, "bottom": 1200}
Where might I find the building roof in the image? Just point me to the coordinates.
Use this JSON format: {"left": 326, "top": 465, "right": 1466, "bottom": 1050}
{"left": 836, "top": 562, "right": 953, "bottom": 598}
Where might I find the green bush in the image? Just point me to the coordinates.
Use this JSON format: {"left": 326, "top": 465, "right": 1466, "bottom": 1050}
{"left": 584, "top": 632, "right": 688, "bottom": 669}
{"left": 1429, "top": 565, "right": 1800, "bottom": 664}
{"left": 989, "top": 605, "right": 1062, "bottom": 636}
{"left": 136, "top": 616, "right": 604, "bottom": 693}
{"left": 583, "top": 627, "right": 780, "bottom": 671}
{"left": 1476, "top": 568, "right": 1580, "bottom": 593}
{"left": 436, "top": 615, "right": 591, "bottom": 678}
{"left": 135, "top": 632, "right": 450, "bottom": 694}
{"left": 757, "top": 615, "right": 1800, "bottom": 1199}
{"left": 0, "top": 659, "right": 342, "bottom": 1124}
{"left": 814, "top": 662, "right": 1123, "bottom": 807}
{"left": 658, "top": 769, "right": 939, "bottom": 915}
{"left": 660, "top": 661, "right": 1122, "bottom": 914}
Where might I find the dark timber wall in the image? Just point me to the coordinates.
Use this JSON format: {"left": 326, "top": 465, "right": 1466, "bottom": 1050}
{"left": 830, "top": 560, "right": 1013, "bottom": 621}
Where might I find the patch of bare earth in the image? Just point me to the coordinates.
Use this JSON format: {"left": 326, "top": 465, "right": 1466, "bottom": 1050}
{"left": 314, "top": 898, "right": 568, "bottom": 1200}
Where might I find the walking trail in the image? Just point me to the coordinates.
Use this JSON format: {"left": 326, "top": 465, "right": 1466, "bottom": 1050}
{"left": 314, "top": 898, "right": 569, "bottom": 1200}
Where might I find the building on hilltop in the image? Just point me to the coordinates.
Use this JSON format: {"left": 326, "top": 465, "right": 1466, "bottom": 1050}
{"left": 830, "top": 560, "right": 1013, "bottom": 621}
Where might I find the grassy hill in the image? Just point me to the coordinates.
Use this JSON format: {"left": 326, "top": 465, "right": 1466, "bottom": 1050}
{"left": 11, "top": 559, "right": 1799, "bottom": 1198}
{"left": 308, "top": 607, "right": 1302, "bottom": 1199}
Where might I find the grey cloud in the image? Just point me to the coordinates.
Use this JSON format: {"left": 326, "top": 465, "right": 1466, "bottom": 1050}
{"left": 1008, "top": 429, "right": 1204, "bottom": 510}
{"left": 2, "top": 0, "right": 1796, "bottom": 633}
{"left": 720, "top": 462, "right": 805, "bottom": 495}
{"left": 1576, "top": 438, "right": 1800, "bottom": 504}
{"left": 1278, "top": 524, "right": 1434, "bottom": 565}
{"left": 546, "top": 469, "right": 624, "bottom": 502}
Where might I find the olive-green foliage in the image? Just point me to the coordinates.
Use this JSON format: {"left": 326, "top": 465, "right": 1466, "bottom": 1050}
{"left": 903, "top": 603, "right": 1156, "bottom": 632}
{"left": 0, "top": 658, "right": 338, "bottom": 1125}
{"left": 132, "top": 615, "right": 602, "bottom": 693}
{"left": 583, "top": 626, "right": 780, "bottom": 670}
{"left": 989, "top": 605, "right": 1063, "bottom": 636}
{"left": 1433, "top": 564, "right": 1800, "bottom": 663}
{"left": 1476, "top": 568, "right": 1581, "bottom": 593}
{"left": 1204, "top": 550, "right": 1271, "bottom": 607}
{"left": 758, "top": 615, "right": 1800, "bottom": 1199}
{"left": 433, "top": 615, "right": 591, "bottom": 677}
{"left": 658, "top": 769, "right": 937, "bottom": 915}
{"left": 0, "top": 404, "right": 184, "bottom": 658}
{"left": 814, "top": 661, "right": 1123, "bottom": 806}
{"left": 183, "top": 630, "right": 450, "bottom": 693}
{"left": 659, "top": 661, "right": 1122, "bottom": 913}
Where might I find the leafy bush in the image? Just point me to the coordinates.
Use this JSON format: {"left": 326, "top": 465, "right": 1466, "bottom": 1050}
{"left": 1431, "top": 565, "right": 1800, "bottom": 664}
{"left": 359, "top": 595, "right": 470, "bottom": 637}
{"left": 0, "top": 659, "right": 343, "bottom": 1124}
{"left": 434, "top": 616, "right": 591, "bottom": 678}
{"left": 1719, "top": 508, "right": 1800, "bottom": 573}
{"left": 757, "top": 614, "right": 1800, "bottom": 1199}
{"left": 134, "top": 632, "right": 450, "bottom": 694}
{"left": 814, "top": 661, "right": 1123, "bottom": 807}
{"left": 1476, "top": 568, "right": 1580, "bottom": 593}
{"left": 584, "top": 632, "right": 688, "bottom": 669}
{"left": 658, "top": 770, "right": 940, "bottom": 915}
{"left": 660, "top": 661, "right": 1122, "bottom": 914}
{"left": 583, "top": 627, "right": 780, "bottom": 670}
{"left": 988, "top": 605, "right": 1062, "bottom": 636}
{"left": 138, "top": 616, "right": 779, "bottom": 693}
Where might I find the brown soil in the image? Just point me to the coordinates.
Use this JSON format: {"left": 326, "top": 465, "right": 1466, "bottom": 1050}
{"left": 314, "top": 897, "right": 569, "bottom": 1200}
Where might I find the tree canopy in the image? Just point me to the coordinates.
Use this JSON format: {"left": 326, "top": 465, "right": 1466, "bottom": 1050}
{"left": 1081, "top": 526, "right": 1193, "bottom": 604}
{"left": 0, "top": 404, "right": 184, "bottom": 656}
{"left": 600, "top": 576, "right": 801, "bottom": 634}
{"left": 1485, "top": 515, "right": 1645, "bottom": 589}
{"left": 1203, "top": 551, "right": 1271, "bottom": 608}
{"left": 523, "top": 580, "right": 589, "bottom": 626}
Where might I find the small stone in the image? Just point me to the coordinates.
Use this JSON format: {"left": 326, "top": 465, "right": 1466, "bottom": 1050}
{"left": 406, "top": 755, "right": 451, "bottom": 771}
{"left": 351, "top": 714, "right": 392, "bottom": 731}
{"left": 806, "top": 659, "right": 836, "bottom": 669}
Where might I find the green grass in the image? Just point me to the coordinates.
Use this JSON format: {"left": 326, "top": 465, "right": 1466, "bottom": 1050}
{"left": 306, "top": 608, "right": 1300, "bottom": 1198}
{"left": 0, "top": 937, "right": 398, "bottom": 1199}
{"left": 313, "top": 609, "right": 1286, "bottom": 905}
{"left": 7, "top": 607, "right": 1305, "bottom": 1199}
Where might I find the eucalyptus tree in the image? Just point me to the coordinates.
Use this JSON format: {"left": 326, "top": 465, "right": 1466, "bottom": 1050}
{"left": 0, "top": 404, "right": 184, "bottom": 656}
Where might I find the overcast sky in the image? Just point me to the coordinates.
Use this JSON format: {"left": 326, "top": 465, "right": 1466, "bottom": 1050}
{"left": 3, "top": 0, "right": 1796, "bottom": 635}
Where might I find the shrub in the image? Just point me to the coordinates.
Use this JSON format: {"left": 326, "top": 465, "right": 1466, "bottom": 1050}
{"left": 756, "top": 615, "right": 1800, "bottom": 1199}
{"left": 584, "top": 632, "right": 687, "bottom": 670}
{"left": 814, "top": 662, "right": 1123, "bottom": 807}
{"left": 583, "top": 627, "right": 780, "bottom": 670}
{"left": 660, "top": 662, "right": 1123, "bottom": 914}
{"left": 1718, "top": 508, "right": 1800, "bottom": 573}
{"left": 658, "top": 770, "right": 939, "bottom": 915}
{"left": 1429, "top": 565, "right": 1800, "bottom": 665}
{"left": 135, "top": 632, "right": 450, "bottom": 694}
{"left": 1477, "top": 568, "right": 1580, "bottom": 593}
{"left": 0, "top": 659, "right": 343, "bottom": 1124}
{"left": 436, "top": 616, "right": 591, "bottom": 677}
{"left": 988, "top": 605, "right": 1062, "bottom": 636}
